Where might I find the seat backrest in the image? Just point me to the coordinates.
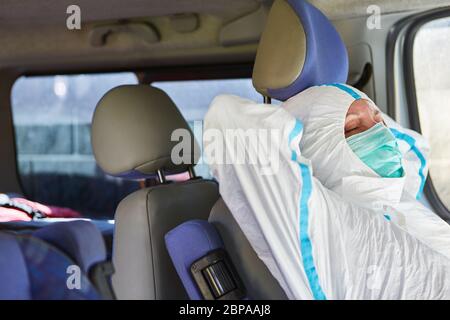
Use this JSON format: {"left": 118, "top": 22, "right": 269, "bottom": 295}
{"left": 0, "top": 233, "right": 31, "bottom": 299}
{"left": 165, "top": 200, "right": 287, "bottom": 300}
{"left": 33, "top": 220, "right": 107, "bottom": 274}
{"left": 91, "top": 85, "right": 219, "bottom": 299}
{"left": 113, "top": 181, "right": 219, "bottom": 299}
{"left": 0, "top": 221, "right": 107, "bottom": 300}
{"left": 208, "top": 199, "right": 287, "bottom": 299}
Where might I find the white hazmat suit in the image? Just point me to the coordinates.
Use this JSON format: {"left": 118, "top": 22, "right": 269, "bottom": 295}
{"left": 203, "top": 84, "right": 450, "bottom": 299}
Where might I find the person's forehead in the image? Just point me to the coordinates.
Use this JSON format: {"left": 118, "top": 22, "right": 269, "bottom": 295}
{"left": 346, "top": 99, "right": 377, "bottom": 115}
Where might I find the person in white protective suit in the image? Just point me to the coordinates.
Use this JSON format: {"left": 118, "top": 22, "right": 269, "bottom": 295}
{"left": 202, "top": 0, "right": 450, "bottom": 299}
{"left": 203, "top": 84, "right": 450, "bottom": 300}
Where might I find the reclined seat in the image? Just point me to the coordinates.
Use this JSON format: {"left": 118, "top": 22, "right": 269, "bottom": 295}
{"left": 165, "top": 0, "right": 349, "bottom": 300}
{"left": 91, "top": 85, "right": 219, "bottom": 299}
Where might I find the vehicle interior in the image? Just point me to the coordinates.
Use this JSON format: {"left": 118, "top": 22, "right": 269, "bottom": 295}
{"left": 0, "top": 0, "right": 449, "bottom": 300}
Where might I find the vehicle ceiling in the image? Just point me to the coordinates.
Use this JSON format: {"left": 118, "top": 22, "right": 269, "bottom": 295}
{"left": 1, "top": 0, "right": 449, "bottom": 71}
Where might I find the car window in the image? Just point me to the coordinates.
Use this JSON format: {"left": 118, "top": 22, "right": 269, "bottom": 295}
{"left": 11, "top": 73, "right": 139, "bottom": 219}
{"left": 152, "top": 78, "right": 275, "bottom": 179}
{"left": 413, "top": 16, "right": 450, "bottom": 210}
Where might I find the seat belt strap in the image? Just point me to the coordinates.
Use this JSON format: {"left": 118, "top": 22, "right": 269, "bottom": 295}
{"left": 89, "top": 261, "right": 116, "bottom": 300}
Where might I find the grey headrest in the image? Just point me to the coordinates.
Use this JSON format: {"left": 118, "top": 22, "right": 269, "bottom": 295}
{"left": 91, "top": 85, "right": 199, "bottom": 179}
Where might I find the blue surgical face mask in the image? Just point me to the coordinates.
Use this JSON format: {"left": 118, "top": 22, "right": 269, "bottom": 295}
{"left": 346, "top": 122, "right": 404, "bottom": 178}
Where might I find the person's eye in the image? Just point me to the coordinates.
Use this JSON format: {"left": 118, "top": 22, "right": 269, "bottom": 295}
{"left": 345, "top": 117, "right": 360, "bottom": 133}
{"left": 345, "top": 127, "right": 359, "bottom": 136}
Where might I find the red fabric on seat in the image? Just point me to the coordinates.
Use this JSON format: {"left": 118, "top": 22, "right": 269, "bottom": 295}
{"left": 0, "top": 198, "right": 82, "bottom": 222}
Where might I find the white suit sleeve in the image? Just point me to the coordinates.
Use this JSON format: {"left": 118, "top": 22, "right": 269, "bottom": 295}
{"left": 203, "top": 94, "right": 328, "bottom": 299}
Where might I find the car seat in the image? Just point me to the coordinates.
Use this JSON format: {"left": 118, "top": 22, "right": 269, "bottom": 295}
{"left": 164, "top": 0, "right": 349, "bottom": 300}
{"left": 91, "top": 85, "right": 220, "bottom": 299}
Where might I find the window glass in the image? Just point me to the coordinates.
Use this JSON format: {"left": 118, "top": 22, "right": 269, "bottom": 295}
{"left": 11, "top": 73, "right": 139, "bottom": 219}
{"left": 152, "top": 78, "right": 271, "bottom": 178}
{"left": 413, "top": 17, "right": 450, "bottom": 209}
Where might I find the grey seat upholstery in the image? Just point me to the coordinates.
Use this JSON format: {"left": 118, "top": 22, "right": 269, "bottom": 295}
{"left": 91, "top": 85, "right": 219, "bottom": 299}
{"left": 114, "top": 179, "right": 219, "bottom": 299}
{"left": 209, "top": 198, "right": 287, "bottom": 299}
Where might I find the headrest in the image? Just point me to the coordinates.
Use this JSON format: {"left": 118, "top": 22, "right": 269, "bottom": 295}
{"left": 252, "top": 0, "right": 349, "bottom": 101}
{"left": 92, "top": 85, "right": 199, "bottom": 179}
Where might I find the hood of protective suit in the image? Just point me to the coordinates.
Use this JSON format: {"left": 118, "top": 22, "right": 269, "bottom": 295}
{"left": 282, "top": 84, "right": 407, "bottom": 209}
